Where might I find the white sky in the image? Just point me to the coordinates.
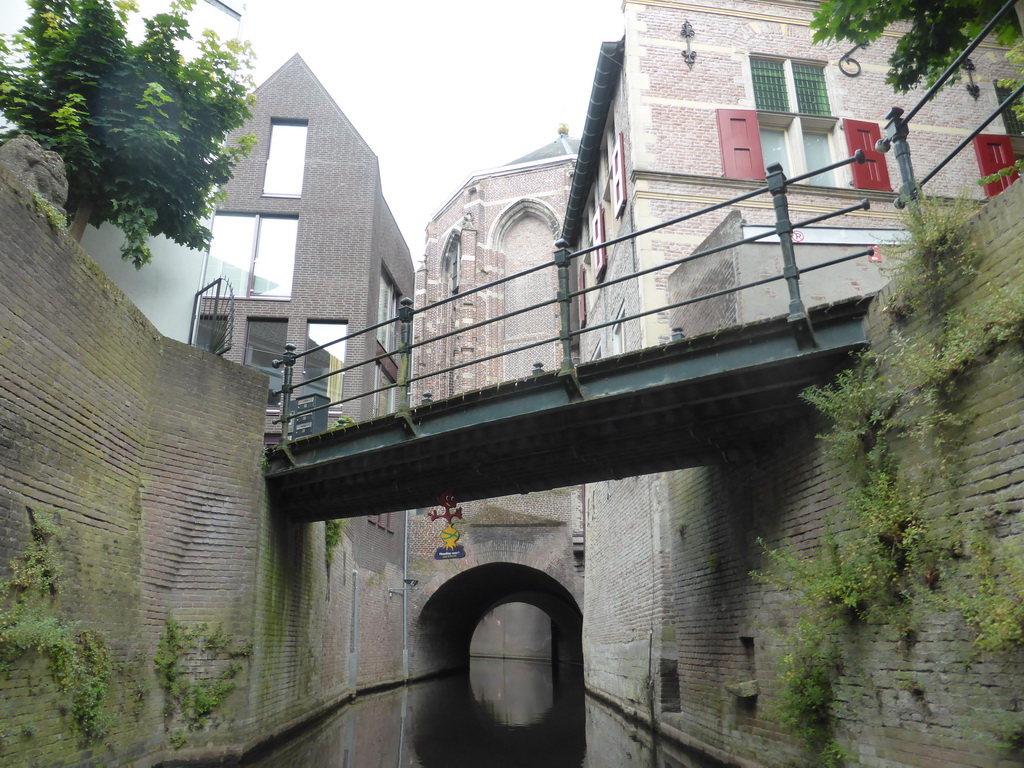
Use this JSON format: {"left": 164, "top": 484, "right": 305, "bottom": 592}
{"left": 1, "top": 0, "right": 625, "bottom": 258}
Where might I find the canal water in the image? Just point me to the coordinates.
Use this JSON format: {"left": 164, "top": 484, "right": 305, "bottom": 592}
{"left": 241, "top": 658, "right": 727, "bottom": 768}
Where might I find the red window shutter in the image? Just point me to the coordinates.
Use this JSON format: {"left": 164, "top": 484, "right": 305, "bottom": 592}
{"left": 843, "top": 119, "right": 892, "bottom": 192}
{"left": 611, "top": 132, "right": 627, "bottom": 218}
{"left": 974, "top": 134, "right": 1019, "bottom": 197}
{"left": 716, "top": 109, "right": 766, "bottom": 180}
{"left": 590, "top": 205, "right": 607, "bottom": 282}
{"left": 577, "top": 260, "right": 587, "bottom": 328}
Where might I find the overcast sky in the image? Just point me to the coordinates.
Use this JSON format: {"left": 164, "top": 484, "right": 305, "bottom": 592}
{"left": 2, "top": 0, "right": 625, "bottom": 258}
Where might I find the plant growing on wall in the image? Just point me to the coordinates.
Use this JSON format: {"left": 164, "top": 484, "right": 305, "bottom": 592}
{"left": 324, "top": 519, "right": 346, "bottom": 567}
{"left": 0, "top": 0, "right": 256, "bottom": 267}
{"left": 756, "top": 195, "right": 1024, "bottom": 764}
{"left": 0, "top": 508, "right": 112, "bottom": 743}
{"left": 154, "top": 616, "right": 251, "bottom": 744}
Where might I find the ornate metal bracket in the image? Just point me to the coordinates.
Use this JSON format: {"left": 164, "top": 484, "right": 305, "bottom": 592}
{"left": 680, "top": 20, "right": 696, "bottom": 70}
{"left": 963, "top": 58, "right": 980, "bottom": 100}
{"left": 838, "top": 42, "right": 868, "bottom": 77}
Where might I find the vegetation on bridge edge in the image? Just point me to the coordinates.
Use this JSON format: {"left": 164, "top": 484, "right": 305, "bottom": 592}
{"left": 755, "top": 194, "right": 1024, "bottom": 765}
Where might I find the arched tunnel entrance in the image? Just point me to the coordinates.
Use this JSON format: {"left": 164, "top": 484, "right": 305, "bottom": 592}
{"left": 412, "top": 562, "right": 582, "bottom": 677}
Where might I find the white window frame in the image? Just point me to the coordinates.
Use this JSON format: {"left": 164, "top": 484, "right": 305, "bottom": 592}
{"left": 750, "top": 58, "right": 844, "bottom": 187}
{"left": 207, "top": 213, "right": 299, "bottom": 299}
{"left": 304, "top": 321, "right": 348, "bottom": 403}
{"left": 263, "top": 120, "right": 308, "bottom": 197}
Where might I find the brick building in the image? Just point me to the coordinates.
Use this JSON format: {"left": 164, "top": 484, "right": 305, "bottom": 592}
{"left": 201, "top": 54, "right": 415, "bottom": 438}
{"left": 407, "top": 131, "right": 585, "bottom": 664}
{"left": 560, "top": 2, "right": 1024, "bottom": 766}
{"left": 199, "top": 54, "right": 416, "bottom": 677}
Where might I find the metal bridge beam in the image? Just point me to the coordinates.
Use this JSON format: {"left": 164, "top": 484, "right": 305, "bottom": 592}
{"left": 265, "top": 298, "right": 871, "bottom": 522}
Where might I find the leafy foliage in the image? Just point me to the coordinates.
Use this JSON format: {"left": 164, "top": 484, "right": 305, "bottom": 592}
{"left": 758, "top": 195, "right": 1024, "bottom": 761}
{"left": 810, "top": 0, "right": 1021, "bottom": 92}
{"left": 0, "top": 0, "right": 255, "bottom": 266}
{"left": 0, "top": 509, "right": 112, "bottom": 742}
{"left": 324, "top": 519, "right": 346, "bottom": 566}
{"left": 154, "top": 616, "right": 250, "bottom": 739}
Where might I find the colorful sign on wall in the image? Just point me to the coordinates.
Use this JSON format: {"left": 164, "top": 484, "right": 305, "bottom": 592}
{"left": 430, "top": 493, "right": 466, "bottom": 560}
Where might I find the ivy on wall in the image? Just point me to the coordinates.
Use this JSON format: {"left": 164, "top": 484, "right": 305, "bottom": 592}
{"left": 0, "top": 508, "right": 112, "bottom": 743}
{"left": 755, "top": 196, "right": 1024, "bottom": 765}
{"left": 154, "top": 616, "right": 251, "bottom": 747}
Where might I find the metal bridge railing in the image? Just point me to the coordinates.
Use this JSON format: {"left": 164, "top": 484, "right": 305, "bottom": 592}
{"left": 272, "top": 153, "right": 874, "bottom": 439}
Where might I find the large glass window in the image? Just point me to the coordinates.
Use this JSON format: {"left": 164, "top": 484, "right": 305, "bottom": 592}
{"left": 206, "top": 214, "right": 298, "bottom": 299}
{"left": 244, "top": 319, "right": 287, "bottom": 406}
{"left": 304, "top": 322, "right": 347, "bottom": 402}
{"left": 263, "top": 121, "right": 308, "bottom": 197}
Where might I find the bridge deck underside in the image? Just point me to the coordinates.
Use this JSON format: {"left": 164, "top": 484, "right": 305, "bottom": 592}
{"left": 266, "top": 299, "right": 871, "bottom": 522}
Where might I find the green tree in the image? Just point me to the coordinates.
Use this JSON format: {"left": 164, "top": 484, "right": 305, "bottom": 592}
{"left": 0, "top": 0, "right": 256, "bottom": 266}
{"left": 810, "top": 0, "right": 1021, "bottom": 92}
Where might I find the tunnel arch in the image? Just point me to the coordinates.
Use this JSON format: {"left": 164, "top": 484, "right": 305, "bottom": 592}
{"left": 410, "top": 562, "right": 582, "bottom": 677}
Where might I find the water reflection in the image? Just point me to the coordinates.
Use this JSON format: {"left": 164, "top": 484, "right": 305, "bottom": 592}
{"left": 470, "top": 657, "right": 553, "bottom": 726}
{"left": 241, "top": 659, "right": 726, "bottom": 768}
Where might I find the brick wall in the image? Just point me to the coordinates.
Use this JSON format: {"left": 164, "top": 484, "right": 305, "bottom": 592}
{"left": 0, "top": 164, "right": 404, "bottom": 766}
{"left": 584, "top": 178, "right": 1024, "bottom": 767}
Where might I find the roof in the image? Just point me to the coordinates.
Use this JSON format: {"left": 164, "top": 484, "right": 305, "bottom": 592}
{"left": 561, "top": 39, "right": 625, "bottom": 245}
{"left": 506, "top": 133, "right": 581, "bottom": 165}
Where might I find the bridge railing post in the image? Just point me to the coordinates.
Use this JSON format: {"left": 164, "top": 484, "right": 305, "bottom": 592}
{"left": 553, "top": 239, "right": 575, "bottom": 374}
{"left": 766, "top": 162, "right": 816, "bottom": 349}
{"left": 397, "top": 297, "right": 415, "bottom": 413}
{"left": 272, "top": 342, "right": 298, "bottom": 440}
{"left": 877, "top": 106, "right": 918, "bottom": 208}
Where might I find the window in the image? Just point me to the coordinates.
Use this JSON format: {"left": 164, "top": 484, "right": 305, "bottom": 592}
{"left": 304, "top": 322, "right": 347, "bottom": 401}
{"left": 752, "top": 58, "right": 831, "bottom": 116}
{"left": 376, "top": 273, "right": 399, "bottom": 351}
{"left": 368, "top": 513, "right": 394, "bottom": 532}
{"left": 996, "top": 84, "right": 1023, "bottom": 136}
{"left": 577, "top": 258, "right": 588, "bottom": 329}
{"left": 263, "top": 121, "right": 307, "bottom": 197}
{"left": 244, "top": 319, "right": 287, "bottom": 406}
{"left": 610, "top": 132, "right": 627, "bottom": 218}
{"left": 374, "top": 273, "right": 400, "bottom": 417}
{"left": 442, "top": 234, "right": 461, "bottom": 295}
{"left": 590, "top": 205, "right": 607, "bottom": 282}
{"left": 611, "top": 301, "right": 627, "bottom": 356}
{"left": 974, "top": 134, "right": 1020, "bottom": 198}
{"left": 207, "top": 214, "right": 298, "bottom": 298}
{"left": 717, "top": 58, "right": 890, "bottom": 191}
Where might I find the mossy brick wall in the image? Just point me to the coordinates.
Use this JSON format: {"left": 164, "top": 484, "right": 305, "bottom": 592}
{"left": 584, "top": 179, "right": 1024, "bottom": 767}
{"left": 0, "top": 167, "right": 383, "bottom": 766}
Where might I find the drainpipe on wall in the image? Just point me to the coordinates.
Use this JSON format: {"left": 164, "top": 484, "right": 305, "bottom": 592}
{"left": 349, "top": 569, "right": 360, "bottom": 690}
{"left": 401, "top": 510, "right": 410, "bottom": 679}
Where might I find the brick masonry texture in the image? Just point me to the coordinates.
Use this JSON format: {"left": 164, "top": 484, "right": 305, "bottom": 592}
{"left": 0, "top": 162, "right": 406, "bottom": 766}
{"left": 405, "top": 146, "right": 585, "bottom": 678}
{"left": 583, "top": 177, "right": 1024, "bottom": 767}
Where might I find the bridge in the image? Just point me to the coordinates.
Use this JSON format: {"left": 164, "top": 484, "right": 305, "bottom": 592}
{"left": 264, "top": 158, "right": 879, "bottom": 522}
